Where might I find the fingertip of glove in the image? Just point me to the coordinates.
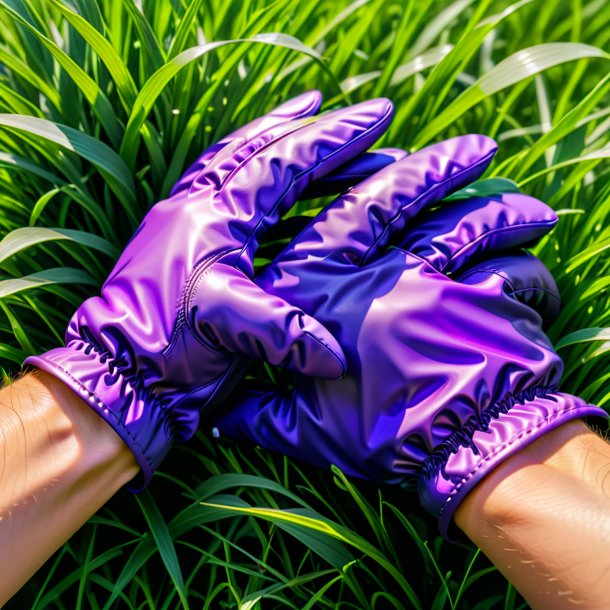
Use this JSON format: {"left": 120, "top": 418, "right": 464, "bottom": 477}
{"left": 302, "top": 330, "right": 347, "bottom": 380}
{"left": 365, "top": 97, "right": 394, "bottom": 122}
{"left": 332, "top": 97, "right": 394, "bottom": 127}
{"left": 283, "top": 90, "right": 323, "bottom": 119}
{"left": 340, "top": 98, "right": 395, "bottom": 148}
{"left": 463, "top": 134, "right": 498, "bottom": 157}
{"left": 497, "top": 192, "right": 559, "bottom": 227}
{"left": 303, "top": 90, "right": 323, "bottom": 114}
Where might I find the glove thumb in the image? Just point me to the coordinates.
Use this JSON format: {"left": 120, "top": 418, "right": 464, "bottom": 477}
{"left": 193, "top": 263, "right": 346, "bottom": 378}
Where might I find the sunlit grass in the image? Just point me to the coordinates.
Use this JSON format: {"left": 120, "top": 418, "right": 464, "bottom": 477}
{"left": 1, "top": 0, "right": 609, "bottom": 607}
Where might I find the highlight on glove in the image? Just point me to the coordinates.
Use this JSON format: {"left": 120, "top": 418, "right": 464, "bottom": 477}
{"left": 23, "top": 92, "right": 397, "bottom": 489}
{"left": 210, "top": 134, "right": 608, "bottom": 537}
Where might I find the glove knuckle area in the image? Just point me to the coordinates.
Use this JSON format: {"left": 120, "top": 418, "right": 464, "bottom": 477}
{"left": 456, "top": 251, "right": 560, "bottom": 322}
{"left": 212, "top": 99, "right": 394, "bottom": 219}
{"left": 399, "top": 193, "right": 556, "bottom": 273}
{"left": 190, "top": 262, "right": 310, "bottom": 364}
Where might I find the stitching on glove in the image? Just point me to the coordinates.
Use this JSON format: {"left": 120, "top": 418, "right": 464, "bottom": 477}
{"left": 164, "top": 248, "right": 238, "bottom": 358}
{"left": 458, "top": 266, "right": 561, "bottom": 307}
{"left": 510, "top": 286, "right": 561, "bottom": 303}
{"left": 437, "top": 398, "right": 593, "bottom": 520}
{"left": 189, "top": 95, "right": 322, "bottom": 195}
{"left": 359, "top": 146, "right": 497, "bottom": 267}
{"left": 302, "top": 329, "right": 346, "bottom": 378}
{"left": 442, "top": 221, "right": 556, "bottom": 273}
{"left": 421, "top": 385, "right": 555, "bottom": 481}
{"left": 201, "top": 352, "right": 244, "bottom": 414}
{"left": 233, "top": 103, "right": 394, "bottom": 269}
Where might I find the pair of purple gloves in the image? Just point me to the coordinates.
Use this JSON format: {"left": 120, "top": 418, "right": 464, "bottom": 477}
{"left": 25, "top": 91, "right": 606, "bottom": 537}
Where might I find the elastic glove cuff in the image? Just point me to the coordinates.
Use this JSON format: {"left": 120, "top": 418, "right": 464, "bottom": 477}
{"left": 24, "top": 341, "right": 172, "bottom": 491}
{"left": 419, "top": 391, "right": 608, "bottom": 539}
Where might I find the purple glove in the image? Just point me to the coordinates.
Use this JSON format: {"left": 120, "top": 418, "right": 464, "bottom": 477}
{"left": 211, "top": 135, "right": 607, "bottom": 537}
{"left": 24, "top": 92, "right": 395, "bottom": 489}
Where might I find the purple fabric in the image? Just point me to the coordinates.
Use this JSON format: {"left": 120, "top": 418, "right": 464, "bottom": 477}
{"left": 24, "top": 93, "right": 396, "bottom": 489}
{"left": 212, "top": 134, "right": 607, "bottom": 537}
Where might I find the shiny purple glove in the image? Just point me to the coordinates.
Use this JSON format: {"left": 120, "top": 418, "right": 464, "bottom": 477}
{"left": 212, "top": 135, "right": 607, "bottom": 536}
{"left": 24, "top": 92, "right": 396, "bottom": 488}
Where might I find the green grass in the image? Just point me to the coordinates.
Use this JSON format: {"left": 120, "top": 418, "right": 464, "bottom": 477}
{"left": 1, "top": 0, "right": 609, "bottom": 607}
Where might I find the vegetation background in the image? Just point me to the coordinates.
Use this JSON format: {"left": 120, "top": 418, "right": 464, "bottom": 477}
{"left": 0, "top": 0, "right": 609, "bottom": 607}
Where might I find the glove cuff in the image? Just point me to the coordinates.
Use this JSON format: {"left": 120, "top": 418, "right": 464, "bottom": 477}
{"left": 24, "top": 341, "right": 172, "bottom": 490}
{"left": 419, "top": 391, "right": 608, "bottom": 539}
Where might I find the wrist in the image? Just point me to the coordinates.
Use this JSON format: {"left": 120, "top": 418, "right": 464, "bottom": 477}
{"left": 0, "top": 372, "right": 138, "bottom": 604}
{"left": 420, "top": 391, "right": 606, "bottom": 537}
{"left": 454, "top": 419, "right": 610, "bottom": 610}
{"left": 6, "top": 371, "right": 139, "bottom": 485}
{"left": 539, "top": 419, "right": 610, "bottom": 496}
{"left": 25, "top": 340, "right": 170, "bottom": 489}
{"left": 456, "top": 419, "right": 610, "bottom": 532}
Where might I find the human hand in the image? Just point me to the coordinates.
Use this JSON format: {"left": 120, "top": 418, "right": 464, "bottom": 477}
{"left": 23, "top": 92, "right": 395, "bottom": 488}
{"left": 210, "top": 135, "right": 608, "bottom": 536}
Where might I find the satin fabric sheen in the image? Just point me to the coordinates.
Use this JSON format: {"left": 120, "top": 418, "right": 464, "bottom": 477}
{"left": 24, "top": 94, "right": 396, "bottom": 488}
{"left": 212, "top": 134, "right": 607, "bottom": 537}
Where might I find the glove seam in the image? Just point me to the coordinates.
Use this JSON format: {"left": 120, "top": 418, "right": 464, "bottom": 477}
{"left": 458, "top": 265, "right": 561, "bottom": 304}
{"left": 233, "top": 103, "right": 394, "bottom": 269}
{"left": 179, "top": 91, "right": 323, "bottom": 198}
{"left": 359, "top": 146, "right": 497, "bottom": 266}
{"left": 511, "top": 285, "right": 561, "bottom": 303}
{"left": 302, "top": 329, "right": 345, "bottom": 378}
{"left": 441, "top": 220, "right": 557, "bottom": 274}
{"left": 436, "top": 398, "right": 589, "bottom": 520}
{"left": 165, "top": 248, "right": 238, "bottom": 358}
{"left": 28, "top": 343, "right": 153, "bottom": 473}
{"left": 200, "top": 351, "right": 245, "bottom": 413}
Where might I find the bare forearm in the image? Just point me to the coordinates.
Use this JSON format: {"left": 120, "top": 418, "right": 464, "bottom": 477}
{"left": 456, "top": 420, "right": 610, "bottom": 610}
{"left": 0, "top": 372, "right": 138, "bottom": 606}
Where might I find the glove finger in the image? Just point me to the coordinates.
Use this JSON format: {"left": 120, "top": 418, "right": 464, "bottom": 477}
{"left": 300, "top": 148, "right": 407, "bottom": 199}
{"left": 200, "top": 98, "right": 394, "bottom": 272}
{"left": 208, "top": 386, "right": 300, "bottom": 460}
{"left": 264, "top": 135, "right": 497, "bottom": 269}
{"left": 210, "top": 381, "right": 372, "bottom": 479}
{"left": 400, "top": 193, "right": 557, "bottom": 274}
{"left": 170, "top": 91, "right": 323, "bottom": 197}
{"left": 194, "top": 264, "right": 346, "bottom": 378}
{"left": 257, "top": 148, "right": 408, "bottom": 258}
{"left": 455, "top": 251, "right": 561, "bottom": 322}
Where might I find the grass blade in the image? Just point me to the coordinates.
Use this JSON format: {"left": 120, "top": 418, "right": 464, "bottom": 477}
{"left": 0, "top": 226, "right": 119, "bottom": 263}
{"left": 414, "top": 43, "right": 610, "bottom": 146}
{"left": 135, "top": 491, "right": 189, "bottom": 610}
{"left": 0, "top": 114, "right": 136, "bottom": 217}
{"left": 0, "top": 267, "right": 96, "bottom": 298}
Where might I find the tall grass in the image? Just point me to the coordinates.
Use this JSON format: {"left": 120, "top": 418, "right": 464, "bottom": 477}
{"left": 1, "top": 0, "right": 609, "bottom": 607}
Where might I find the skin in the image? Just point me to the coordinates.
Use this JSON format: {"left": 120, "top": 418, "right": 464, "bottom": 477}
{"left": 456, "top": 420, "right": 610, "bottom": 609}
{"left": 0, "top": 373, "right": 608, "bottom": 608}
{"left": 0, "top": 371, "right": 138, "bottom": 606}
